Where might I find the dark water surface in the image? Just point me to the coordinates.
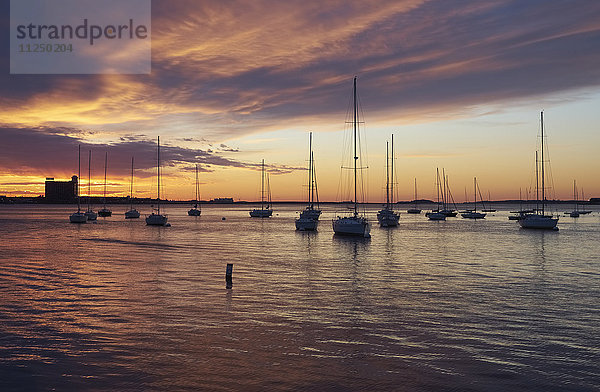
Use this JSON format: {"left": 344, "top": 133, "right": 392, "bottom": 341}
{"left": 1, "top": 204, "right": 599, "bottom": 391}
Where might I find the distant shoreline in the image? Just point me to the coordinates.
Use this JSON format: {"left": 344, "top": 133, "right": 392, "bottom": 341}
{"left": 0, "top": 198, "right": 597, "bottom": 206}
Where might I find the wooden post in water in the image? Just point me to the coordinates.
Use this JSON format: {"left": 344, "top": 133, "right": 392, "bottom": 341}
{"left": 226, "top": 263, "right": 233, "bottom": 289}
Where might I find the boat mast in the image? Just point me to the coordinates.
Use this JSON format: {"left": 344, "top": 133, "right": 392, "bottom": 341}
{"left": 88, "top": 150, "right": 92, "bottom": 211}
{"left": 385, "top": 141, "right": 390, "bottom": 209}
{"left": 308, "top": 132, "right": 313, "bottom": 208}
{"left": 130, "top": 157, "right": 134, "bottom": 210}
{"left": 442, "top": 168, "right": 447, "bottom": 210}
{"left": 353, "top": 76, "right": 358, "bottom": 217}
{"left": 157, "top": 136, "right": 161, "bottom": 215}
{"left": 103, "top": 151, "right": 108, "bottom": 209}
{"left": 391, "top": 134, "right": 395, "bottom": 207}
{"left": 414, "top": 178, "right": 417, "bottom": 208}
{"left": 261, "top": 159, "right": 265, "bottom": 210}
{"left": 77, "top": 145, "right": 81, "bottom": 212}
{"left": 540, "top": 111, "right": 545, "bottom": 215}
{"left": 574, "top": 179, "right": 577, "bottom": 212}
{"left": 535, "top": 151, "right": 539, "bottom": 213}
{"left": 195, "top": 164, "right": 199, "bottom": 208}
{"left": 436, "top": 168, "right": 440, "bottom": 210}
{"left": 312, "top": 152, "right": 319, "bottom": 209}
{"left": 474, "top": 177, "right": 477, "bottom": 212}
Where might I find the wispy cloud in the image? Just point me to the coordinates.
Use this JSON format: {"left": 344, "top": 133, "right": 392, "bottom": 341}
{"left": 0, "top": 126, "right": 302, "bottom": 178}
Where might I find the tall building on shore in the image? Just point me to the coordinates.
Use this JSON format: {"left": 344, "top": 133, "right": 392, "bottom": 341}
{"left": 45, "top": 176, "right": 77, "bottom": 203}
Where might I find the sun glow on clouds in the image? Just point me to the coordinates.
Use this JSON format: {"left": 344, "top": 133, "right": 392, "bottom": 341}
{"left": 2, "top": 0, "right": 600, "bottom": 200}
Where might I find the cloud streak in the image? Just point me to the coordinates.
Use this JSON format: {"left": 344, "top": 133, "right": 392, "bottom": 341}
{"left": 0, "top": 126, "right": 302, "bottom": 178}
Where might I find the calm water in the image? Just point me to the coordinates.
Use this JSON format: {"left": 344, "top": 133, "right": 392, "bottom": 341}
{"left": 0, "top": 204, "right": 599, "bottom": 391}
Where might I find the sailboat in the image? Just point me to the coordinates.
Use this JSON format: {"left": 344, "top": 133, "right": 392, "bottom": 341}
{"left": 579, "top": 189, "right": 592, "bottom": 214}
{"left": 250, "top": 159, "right": 273, "bottom": 217}
{"left": 296, "top": 132, "right": 321, "bottom": 230}
{"left": 461, "top": 177, "right": 486, "bottom": 219}
{"left": 407, "top": 178, "right": 421, "bottom": 214}
{"left": 377, "top": 135, "right": 399, "bottom": 227}
{"left": 84, "top": 150, "right": 97, "bottom": 221}
{"left": 188, "top": 164, "right": 202, "bottom": 216}
{"left": 98, "top": 152, "right": 112, "bottom": 217}
{"left": 69, "top": 145, "right": 87, "bottom": 223}
{"left": 332, "top": 77, "right": 370, "bottom": 237}
{"left": 125, "top": 156, "right": 140, "bottom": 219}
{"left": 427, "top": 168, "right": 446, "bottom": 220}
{"left": 440, "top": 171, "right": 458, "bottom": 217}
{"left": 565, "top": 180, "right": 580, "bottom": 217}
{"left": 519, "top": 111, "right": 558, "bottom": 230}
{"left": 146, "top": 136, "right": 169, "bottom": 226}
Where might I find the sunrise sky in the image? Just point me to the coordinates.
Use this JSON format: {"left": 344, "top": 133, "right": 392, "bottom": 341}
{"left": 2, "top": 0, "right": 600, "bottom": 202}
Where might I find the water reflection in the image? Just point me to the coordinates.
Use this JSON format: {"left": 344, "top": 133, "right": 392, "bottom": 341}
{"left": 0, "top": 204, "right": 599, "bottom": 391}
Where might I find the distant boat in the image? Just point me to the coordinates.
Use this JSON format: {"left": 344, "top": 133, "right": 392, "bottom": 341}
{"left": 461, "top": 177, "right": 486, "bottom": 219}
{"left": 188, "top": 164, "right": 202, "bottom": 216}
{"left": 332, "top": 77, "right": 370, "bottom": 237}
{"left": 377, "top": 135, "right": 400, "bottom": 227}
{"left": 564, "top": 180, "right": 580, "bottom": 217}
{"left": 69, "top": 145, "right": 87, "bottom": 223}
{"left": 296, "top": 132, "right": 321, "bottom": 231}
{"left": 98, "top": 151, "right": 112, "bottom": 217}
{"left": 250, "top": 159, "right": 273, "bottom": 218}
{"left": 146, "top": 136, "right": 168, "bottom": 226}
{"left": 84, "top": 150, "right": 97, "bottom": 221}
{"left": 125, "top": 156, "right": 140, "bottom": 219}
{"left": 440, "top": 170, "right": 458, "bottom": 216}
{"left": 519, "top": 112, "right": 558, "bottom": 230}
{"left": 426, "top": 168, "right": 446, "bottom": 221}
{"left": 407, "top": 178, "right": 421, "bottom": 214}
{"left": 579, "top": 189, "right": 592, "bottom": 214}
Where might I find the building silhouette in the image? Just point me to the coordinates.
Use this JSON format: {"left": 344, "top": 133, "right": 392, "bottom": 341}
{"left": 45, "top": 176, "right": 77, "bottom": 203}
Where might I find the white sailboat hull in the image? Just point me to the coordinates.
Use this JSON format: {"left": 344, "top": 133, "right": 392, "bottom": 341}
{"left": 377, "top": 209, "right": 399, "bottom": 227}
{"left": 98, "top": 208, "right": 112, "bottom": 217}
{"left": 146, "top": 213, "right": 168, "bottom": 226}
{"left": 188, "top": 208, "right": 201, "bottom": 216}
{"left": 85, "top": 211, "right": 97, "bottom": 221}
{"left": 427, "top": 212, "right": 446, "bottom": 221}
{"left": 250, "top": 209, "right": 273, "bottom": 218}
{"left": 461, "top": 211, "right": 486, "bottom": 219}
{"left": 332, "top": 217, "right": 370, "bottom": 237}
{"left": 125, "top": 209, "right": 140, "bottom": 219}
{"left": 69, "top": 212, "right": 87, "bottom": 223}
{"left": 519, "top": 214, "right": 558, "bottom": 230}
{"left": 295, "top": 217, "right": 318, "bottom": 231}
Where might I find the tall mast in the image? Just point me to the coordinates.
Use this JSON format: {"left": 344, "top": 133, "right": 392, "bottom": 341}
{"left": 312, "top": 151, "right": 318, "bottom": 208}
{"left": 540, "top": 111, "right": 545, "bottom": 215}
{"left": 261, "top": 159, "right": 265, "bottom": 210}
{"left": 414, "top": 178, "right": 417, "bottom": 208}
{"left": 195, "top": 164, "right": 199, "bottom": 206}
{"left": 436, "top": 168, "right": 440, "bottom": 210}
{"left": 88, "top": 150, "right": 92, "bottom": 211}
{"left": 385, "top": 141, "right": 390, "bottom": 209}
{"left": 308, "top": 132, "right": 313, "bottom": 208}
{"left": 353, "top": 76, "right": 358, "bottom": 217}
{"left": 474, "top": 177, "right": 477, "bottom": 212}
{"left": 77, "top": 145, "right": 81, "bottom": 212}
{"left": 103, "top": 151, "right": 108, "bottom": 208}
{"left": 535, "top": 151, "right": 539, "bottom": 213}
{"left": 391, "top": 134, "right": 395, "bottom": 207}
{"left": 442, "top": 168, "right": 446, "bottom": 210}
{"left": 130, "top": 157, "right": 134, "bottom": 210}
{"left": 157, "top": 136, "right": 160, "bottom": 215}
